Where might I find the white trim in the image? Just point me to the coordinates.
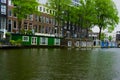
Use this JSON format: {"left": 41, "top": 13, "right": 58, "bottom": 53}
{"left": 35, "top": 33, "right": 55, "bottom": 37}
{"left": 75, "top": 41, "right": 80, "bottom": 47}
{"left": 22, "top": 36, "right": 29, "bottom": 42}
{"left": 40, "top": 37, "right": 48, "bottom": 45}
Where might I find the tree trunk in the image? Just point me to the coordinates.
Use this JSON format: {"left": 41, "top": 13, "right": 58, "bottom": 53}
{"left": 86, "top": 28, "right": 89, "bottom": 38}
{"left": 99, "top": 27, "right": 102, "bottom": 40}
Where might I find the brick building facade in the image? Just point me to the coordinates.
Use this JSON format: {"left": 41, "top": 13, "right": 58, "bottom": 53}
{"left": 0, "top": 0, "right": 8, "bottom": 39}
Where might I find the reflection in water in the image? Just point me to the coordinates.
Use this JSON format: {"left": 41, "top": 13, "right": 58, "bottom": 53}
{"left": 0, "top": 48, "right": 120, "bottom": 80}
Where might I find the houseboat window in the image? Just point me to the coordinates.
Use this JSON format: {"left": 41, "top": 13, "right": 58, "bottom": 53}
{"left": 23, "top": 36, "right": 29, "bottom": 42}
{"left": 68, "top": 41, "right": 72, "bottom": 47}
{"left": 55, "top": 38, "right": 60, "bottom": 45}
{"left": 40, "top": 37, "right": 48, "bottom": 45}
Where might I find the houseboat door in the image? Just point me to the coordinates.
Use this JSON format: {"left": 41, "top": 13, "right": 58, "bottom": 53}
{"left": 31, "top": 37, "right": 37, "bottom": 45}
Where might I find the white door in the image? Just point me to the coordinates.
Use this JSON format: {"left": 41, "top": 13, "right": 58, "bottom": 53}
{"left": 31, "top": 37, "right": 37, "bottom": 45}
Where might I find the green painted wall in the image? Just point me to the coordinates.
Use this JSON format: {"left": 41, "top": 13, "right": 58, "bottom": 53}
{"left": 48, "top": 37, "right": 54, "bottom": 46}
{"left": 11, "top": 34, "right": 61, "bottom": 46}
{"left": 11, "top": 34, "right": 22, "bottom": 41}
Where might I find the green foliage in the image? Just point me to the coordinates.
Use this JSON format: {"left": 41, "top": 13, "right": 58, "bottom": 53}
{"left": 26, "top": 30, "right": 33, "bottom": 35}
{"left": 20, "top": 28, "right": 33, "bottom": 35}
{"left": 79, "top": 0, "right": 97, "bottom": 28}
{"left": 10, "top": 40, "right": 16, "bottom": 45}
{"left": 101, "top": 33, "right": 106, "bottom": 41}
{"left": 94, "top": 0, "right": 119, "bottom": 39}
{"left": 47, "top": 0, "right": 119, "bottom": 40}
{"left": 20, "top": 28, "right": 25, "bottom": 34}
{"left": 12, "top": 0, "right": 39, "bottom": 32}
{"left": 108, "top": 25, "right": 114, "bottom": 33}
{"left": 5, "top": 32, "right": 11, "bottom": 37}
{"left": 12, "top": 0, "right": 39, "bottom": 20}
{"left": 47, "top": 0, "right": 72, "bottom": 23}
{"left": 16, "top": 39, "right": 22, "bottom": 45}
{"left": 10, "top": 39, "right": 22, "bottom": 46}
{"left": 108, "top": 36, "right": 112, "bottom": 41}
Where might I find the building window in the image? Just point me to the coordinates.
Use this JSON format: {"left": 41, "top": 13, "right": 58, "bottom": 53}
{"left": 8, "top": 9, "right": 12, "bottom": 16}
{"left": 8, "top": 20, "right": 12, "bottom": 32}
{"left": 31, "top": 37, "right": 37, "bottom": 45}
{"left": 41, "top": 26, "right": 44, "bottom": 33}
{"left": 40, "top": 37, "right": 48, "bottom": 45}
{"left": 39, "top": 16, "right": 42, "bottom": 22}
{"left": 46, "top": 17, "right": 49, "bottom": 24}
{"left": 29, "top": 15, "right": 33, "bottom": 21}
{"left": 8, "top": 0, "right": 12, "bottom": 5}
{"left": 13, "top": 21, "right": 17, "bottom": 28}
{"left": 42, "top": 16, "right": 46, "bottom": 23}
{"left": 29, "top": 23, "right": 33, "bottom": 30}
{"left": 1, "top": 5, "right": 6, "bottom": 15}
{"left": 43, "top": 8, "right": 45, "bottom": 12}
{"left": 23, "top": 36, "right": 29, "bottom": 42}
{"left": 53, "top": 11, "right": 55, "bottom": 15}
{"left": 34, "top": 15, "right": 39, "bottom": 22}
{"left": 39, "top": 7, "right": 42, "bottom": 12}
{"left": 13, "top": 13, "right": 17, "bottom": 17}
{"left": 46, "top": 8, "right": 49, "bottom": 13}
{"left": 45, "top": 26, "right": 49, "bottom": 34}
{"left": 0, "top": 17, "right": 6, "bottom": 29}
{"left": 39, "top": 25, "right": 41, "bottom": 33}
{"left": 24, "top": 22, "right": 27, "bottom": 30}
{"left": 34, "top": 25, "right": 37, "bottom": 32}
{"left": 49, "top": 18, "right": 52, "bottom": 24}
{"left": 1, "top": 0, "right": 6, "bottom": 3}
{"left": 50, "top": 10, "right": 52, "bottom": 14}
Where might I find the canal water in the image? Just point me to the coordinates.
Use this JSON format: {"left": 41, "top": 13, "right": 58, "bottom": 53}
{"left": 0, "top": 48, "right": 120, "bottom": 80}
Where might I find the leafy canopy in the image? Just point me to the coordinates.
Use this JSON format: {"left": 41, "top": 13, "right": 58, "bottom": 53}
{"left": 95, "top": 0, "right": 119, "bottom": 39}
{"left": 47, "top": 0, "right": 72, "bottom": 22}
{"left": 12, "top": 0, "right": 39, "bottom": 20}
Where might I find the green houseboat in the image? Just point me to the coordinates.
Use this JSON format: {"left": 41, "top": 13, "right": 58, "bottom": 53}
{"left": 11, "top": 34, "right": 61, "bottom": 47}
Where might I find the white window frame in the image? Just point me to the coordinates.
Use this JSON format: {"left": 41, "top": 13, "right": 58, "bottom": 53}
{"left": 8, "top": 0, "right": 12, "bottom": 5}
{"left": 22, "top": 36, "right": 29, "bottom": 42}
{"left": 40, "top": 37, "right": 48, "bottom": 45}
{"left": 54, "top": 38, "right": 60, "bottom": 45}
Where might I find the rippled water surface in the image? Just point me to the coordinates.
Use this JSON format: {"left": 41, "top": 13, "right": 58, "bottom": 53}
{"left": 0, "top": 48, "right": 120, "bottom": 80}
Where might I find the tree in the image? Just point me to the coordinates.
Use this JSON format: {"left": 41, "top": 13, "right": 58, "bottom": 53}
{"left": 78, "top": 0, "right": 97, "bottom": 38}
{"left": 108, "top": 25, "right": 114, "bottom": 33}
{"left": 95, "top": 0, "right": 119, "bottom": 40}
{"left": 101, "top": 33, "right": 106, "bottom": 41}
{"left": 12, "top": 0, "right": 39, "bottom": 33}
{"left": 47, "top": 0, "right": 72, "bottom": 36}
